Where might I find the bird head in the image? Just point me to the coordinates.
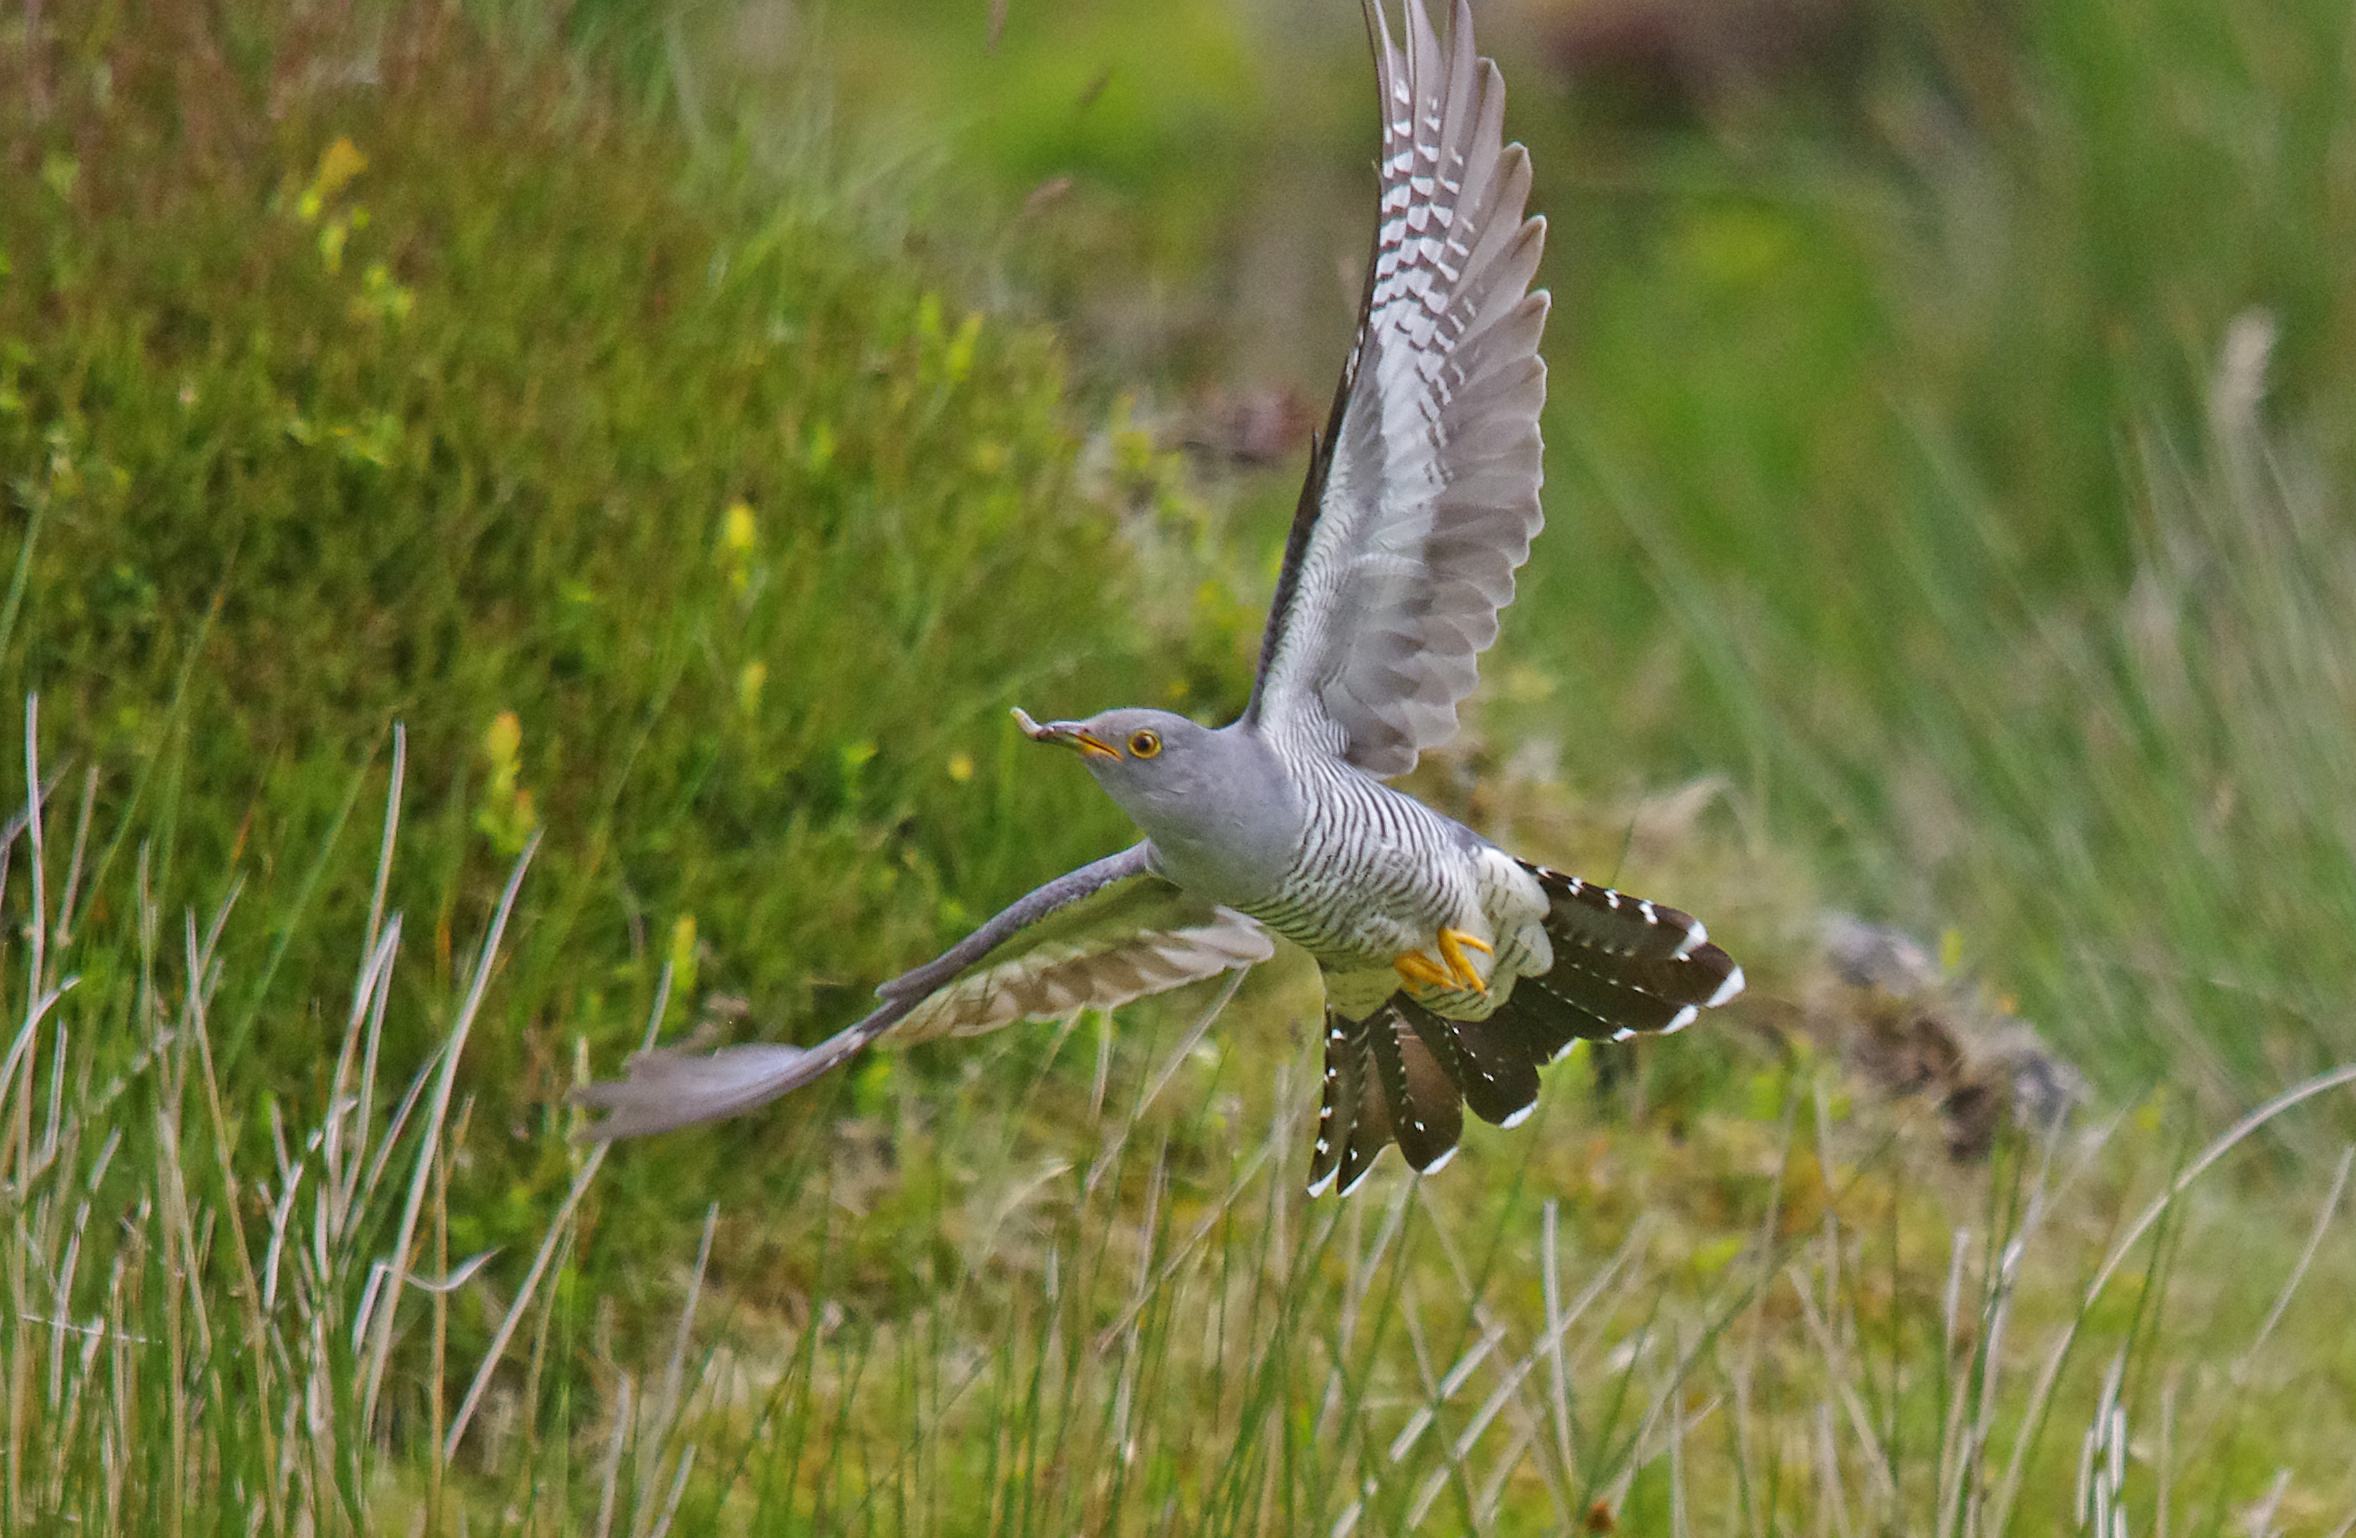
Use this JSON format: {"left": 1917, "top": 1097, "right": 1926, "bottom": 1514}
{"left": 1012, "top": 704, "right": 1200, "bottom": 779}
{"left": 1012, "top": 704, "right": 1235, "bottom": 822}
{"left": 1011, "top": 704, "right": 1300, "bottom": 900}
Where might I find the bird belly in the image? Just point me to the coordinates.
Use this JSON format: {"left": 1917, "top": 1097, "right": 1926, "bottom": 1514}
{"left": 1243, "top": 837, "right": 1453, "bottom": 965}
{"left": 1245, "top": 807, "right": 1550, "bottom": 1023}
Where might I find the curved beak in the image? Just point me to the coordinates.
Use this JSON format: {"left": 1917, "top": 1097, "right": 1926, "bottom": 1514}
{"left": 1011, "top": 706, "right": 1120, "bottom": 763}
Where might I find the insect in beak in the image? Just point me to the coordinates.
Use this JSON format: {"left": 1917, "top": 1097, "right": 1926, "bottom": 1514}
{"left": 1010, "top": 707, "right": 1121, "bottom": 762}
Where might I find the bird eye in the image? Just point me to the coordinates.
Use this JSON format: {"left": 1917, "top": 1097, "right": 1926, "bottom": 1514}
{"left": 1128, "top": 729, "right": 1162, "bottom": 759}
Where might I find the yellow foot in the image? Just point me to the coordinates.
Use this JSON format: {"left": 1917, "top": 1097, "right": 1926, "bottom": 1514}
{"left": 1393, "top": 950, "right": 1456, "bottom": 991}
{"left": 1394, "top": 930, "right": 1495, "bottom": 994}
{"left": 1438, "top": 929, "right": 1494, "bottom": 992}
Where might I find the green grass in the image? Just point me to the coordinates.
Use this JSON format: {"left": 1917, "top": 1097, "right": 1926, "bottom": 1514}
{"left": 6, "top": 738, "right": 2355, "bottom": 1531}
{"left": 5, "top": 0, "right": 2356, "bottom": 1528}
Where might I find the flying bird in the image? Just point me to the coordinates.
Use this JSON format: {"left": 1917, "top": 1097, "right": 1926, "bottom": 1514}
{"left": 577, "top": 0, "right": 1744, "bottom": 1195}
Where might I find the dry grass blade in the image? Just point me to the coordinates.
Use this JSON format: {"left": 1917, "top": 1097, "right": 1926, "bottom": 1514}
{"left": 1990, "top": 1062, "right": 2356, "bottom": 1531}
{"left": 1084, "top": 967, "right": 1250, "bottom": 1194}
{"left": 2231, "top": 1143, "right": 2353, "bottom": 1384}
{"left": 441, "top": 1136, "right": 609, "bottom": 1459}
{"left": 361, "top": 831, "right": 543, "bottom": 1428}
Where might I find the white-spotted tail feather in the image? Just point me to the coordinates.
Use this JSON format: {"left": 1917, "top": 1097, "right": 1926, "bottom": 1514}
{"left": 1505, "top": 863, "right": 1745, "bottom": 1050}
{"left": 1308, "top": 1000, "right": 1467, "bottom": 1196}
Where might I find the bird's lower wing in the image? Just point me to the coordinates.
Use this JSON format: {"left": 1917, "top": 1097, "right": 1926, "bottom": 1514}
{"left": 573, "top": 844, "right": 1272, "bottom": 1140}
{"left": 889, "top": 876, "right": 1273, "bottom": 1043}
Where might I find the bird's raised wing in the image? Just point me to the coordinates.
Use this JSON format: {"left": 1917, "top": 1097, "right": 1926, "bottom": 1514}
{"left": 1247, "top": 0, "right": 1548, "bottom": 778}
{"left": 573, "top": 844, "right": 1272, "bottom": 1139}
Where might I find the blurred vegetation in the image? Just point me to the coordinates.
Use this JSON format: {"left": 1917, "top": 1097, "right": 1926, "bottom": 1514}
{"left": 5, "top": 0, "right": 2356, "bottom": 1528}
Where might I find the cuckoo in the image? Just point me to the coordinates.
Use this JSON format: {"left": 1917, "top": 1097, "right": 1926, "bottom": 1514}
{"left": 577, "top": 0, "right": 1744, "bottom": 1195}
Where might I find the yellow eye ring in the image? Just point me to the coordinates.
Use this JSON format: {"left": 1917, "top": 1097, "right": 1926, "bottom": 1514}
{"left": 1128, "top": 729, "right": 1162, "bottom": 760}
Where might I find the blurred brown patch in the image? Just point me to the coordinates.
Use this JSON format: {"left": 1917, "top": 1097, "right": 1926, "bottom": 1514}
{"left": 1530, "top": 0, "right": 1869, "bottom": 113}
{"left": 1177, "top": 383, "right": 1317, "bottom": 469}
{"left": 1807, "top": 914, "right": 2085, "bottom": 1159}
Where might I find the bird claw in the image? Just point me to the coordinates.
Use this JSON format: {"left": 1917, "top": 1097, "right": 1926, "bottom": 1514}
{"left": 1394, "top": 950, "right": 1455, "bottom": 990}
{"left": 1395, "top": 929, "right": 1494, "bottom": 994}
{"left": 1438, "top": 929, "right": 1493, "bottom": 991}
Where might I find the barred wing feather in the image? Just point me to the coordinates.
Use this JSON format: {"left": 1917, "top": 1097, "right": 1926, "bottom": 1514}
{"left": 1249, "top": 0, "right": 1549, "bottom": 778}
{"left": 892, "top": 873, "right": 1272, "bottom": 1042}
{"left": 576, "top": 845, "right": 1271, "bottom": 1139}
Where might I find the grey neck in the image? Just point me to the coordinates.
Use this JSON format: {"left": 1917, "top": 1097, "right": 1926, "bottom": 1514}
{"left": 1133, "top": 722, "right": 1304, "bottom": 909}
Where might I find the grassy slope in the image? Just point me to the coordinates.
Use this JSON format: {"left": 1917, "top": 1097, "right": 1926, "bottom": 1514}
{"left": 0, "top": 0, "right": 1275, "bottom": 1252}
{"left": 2, "top": 0, "right": 2355, "bottom": 1531}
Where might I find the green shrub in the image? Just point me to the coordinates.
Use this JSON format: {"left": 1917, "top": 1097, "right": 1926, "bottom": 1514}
{"left": 0, "top": 0, "right": 1235, "bottom": 1237}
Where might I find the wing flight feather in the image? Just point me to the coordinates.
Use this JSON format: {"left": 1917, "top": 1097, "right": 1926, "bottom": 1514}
{"left": 1248, "top": 0, "right": 1549, "bottom": 778}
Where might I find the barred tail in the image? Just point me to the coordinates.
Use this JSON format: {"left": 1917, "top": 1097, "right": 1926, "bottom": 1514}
{"left": 1306, "top": 862, "right": 1743, "bottom": 1196}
